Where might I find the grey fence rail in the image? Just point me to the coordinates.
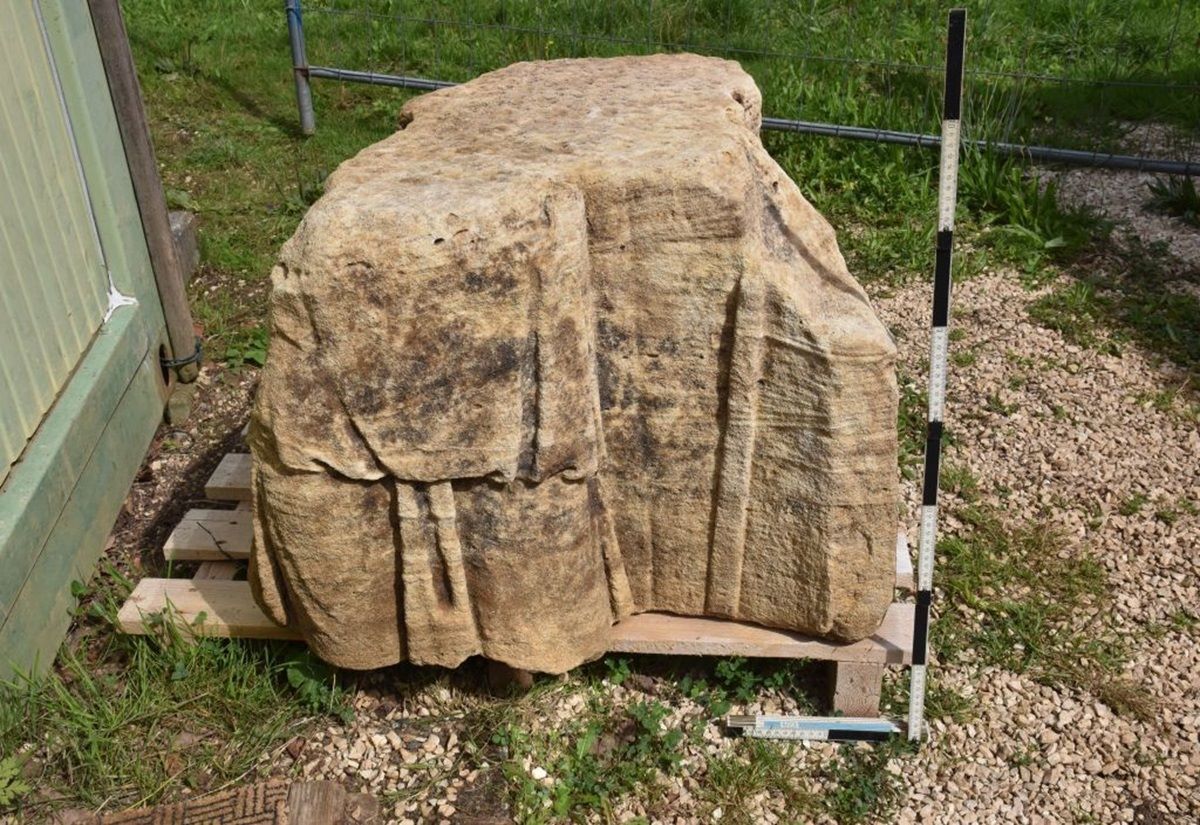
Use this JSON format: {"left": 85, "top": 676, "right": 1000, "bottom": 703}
{"left": 284, "top": 0, "right": 1199, "bottom": 175}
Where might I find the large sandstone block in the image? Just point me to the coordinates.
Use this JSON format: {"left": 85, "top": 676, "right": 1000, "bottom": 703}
{"left": 249, "top": 54, "right": 899, "bottom": 673}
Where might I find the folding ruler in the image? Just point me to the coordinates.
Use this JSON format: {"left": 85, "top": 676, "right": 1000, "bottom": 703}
{"left": 726, "top": 8, "right": 967, "bottom": 745}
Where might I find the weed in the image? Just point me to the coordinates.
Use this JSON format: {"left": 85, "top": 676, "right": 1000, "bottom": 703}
{"left": 939, "top": 463, "right": 980, "bottom": 503}
{"left": 1154, "top": 506, "right": 1178, "bottom": 525}
{"left": 0, "top": 757, "right": 31, "bottom": 809}
{"left": 713, "top": 657, "right": 795, "bottom": 704}
{"left": 0, "top": 575, "right": 352, "bottom": 812}
{"left": 284, "top": 650, "right": 354, "bottom": 724}
{"left": 602, "top": 656, "right": 632, "bottom": 686}
{"left": 984, "top": 391, "right": 1019, "bottom": 416}
{"left": 924, "top": 682, "right": 974, "bottom": 724}
{"left": 1145, "top": 176, "right": 1199, "bottom": 227}
{"left": 493, "top": 697, "right": 689, "bottom": 823}
{"left": 1095, "top": 679, "right": 1158, "bottom": 722}
{"left": 933, "top": 505, "right": 1145, "bottom": 714}
{"left": 1028, "top": 281, "right": 1117, "bottom": 354}
{"left": 819, "top": 739, "right": 910, "bottom": 823}
{"left": 223, "top": 325, "right": 269, "bottom": 369}
{"left": 1031, "top": 236, "right": 1200, "bottom": 373}
{"left": 1118, "top": 493, "right": 1147, "bottom": 517}
{"left": 958, "top": 149, "right": 1100, "bottom": 276}
{"left": 701, "top": 739, "right": 814, "bottom": 824}
{"left": 1168, "top": 609, "right": 1198, "bottom": 633}
{"left": 952, "top": 349, "right": 978, "bottom": 368}
{"left": 1007, "top": 744, "right": 1042, "bottom": 768}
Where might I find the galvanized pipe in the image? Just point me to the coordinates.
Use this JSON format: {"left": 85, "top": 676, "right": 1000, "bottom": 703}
{"left": 296, "top": 64, "right": 1199, "bottom": 176}
{"left": 285, "top": 0, "right": 316, "bottom": 135}
{"left": 308, "top": 66, "right": 454, "bottom": 91}
{"left": 761, "top": 117, "right": 1200, "bottom": 176}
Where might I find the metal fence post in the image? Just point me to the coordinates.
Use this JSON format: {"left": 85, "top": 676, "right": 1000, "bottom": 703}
{"left": 285, "top": 0, "right": 315, "bottom": 135}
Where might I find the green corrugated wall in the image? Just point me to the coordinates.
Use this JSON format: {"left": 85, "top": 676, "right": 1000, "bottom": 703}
{"left": 0, "top": 0, "right": 172, "bottom": 679}
{"left": 0, "top": 0, "right": 110, "bottom": 483}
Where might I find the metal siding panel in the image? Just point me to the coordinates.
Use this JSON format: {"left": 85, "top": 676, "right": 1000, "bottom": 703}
{"left": 0, "top": 341, "right": 161, "bottom": 678}
{"left": 0, "top": 0, "right": 109, "bottom": 480}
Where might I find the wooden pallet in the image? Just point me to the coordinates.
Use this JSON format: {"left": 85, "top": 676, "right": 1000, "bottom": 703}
{"left": 120, "top": 452, "right": 916, "bottom": 716}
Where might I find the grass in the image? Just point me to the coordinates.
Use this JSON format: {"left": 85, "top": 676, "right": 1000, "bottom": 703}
{"left": 4, "top": 0, "right": 1192, "bottom": 817}
{"left": 0, "top": 566, "right": 352, "bottom": 814}
{"left": 1029, "top": 235, "right": 1200, "bottom": 377}
{"left": 1145, "top": 175, "right": 1199, "bottom": 226}
{"left": 930, "top": 491, "right": 1156, "bottom": 720}
{"left": 451, "top": 657, "right": 909, "bottom": 824}
{"left": 492, "top": 695, "right": 687, "bottom": 822}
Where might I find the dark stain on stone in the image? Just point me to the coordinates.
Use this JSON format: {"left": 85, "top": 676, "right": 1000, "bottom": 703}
{"left": 596, "top": 350, "right": 619, "bottom": 411}
{"left": 596, "top": 317, "right": 628, "bottom": 351}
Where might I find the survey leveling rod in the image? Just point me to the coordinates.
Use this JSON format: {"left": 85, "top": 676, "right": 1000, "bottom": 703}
{"left": 725, "top": 11, "right": 967, "bottom": 747}
{"left": 907, "top": 8, "right": 967, "bottom": 744}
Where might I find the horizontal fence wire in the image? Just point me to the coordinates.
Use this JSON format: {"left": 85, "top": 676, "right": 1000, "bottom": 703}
{"left": 291, "top": 0, "right": 1199, "bottom": 174}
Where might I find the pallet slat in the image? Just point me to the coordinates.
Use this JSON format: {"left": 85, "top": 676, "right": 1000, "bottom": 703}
{"left": 164, "top": 509, "right": 252, "bottom": 560}
{"left": 119, "top": 578, "right": 912, "bottom": 663}
{"left": 612, "top": 605, "right": 912, "bottom": 664}
{"left": 176, "top": 450, "right": 917, "bottom": 670}
{"left": 118, "top": 578, "right": 301, "bottom": 640}
{"left": 194, "top": 561, "right": 241, "bottom": 580}
{"left": 204, "top": 453, "right": 251, "bottom": 501}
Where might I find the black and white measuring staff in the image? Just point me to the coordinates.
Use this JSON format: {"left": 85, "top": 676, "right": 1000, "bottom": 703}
{"left": 724, "top": 10, "right": 966, "bottom": 747}
{"left": 908, "top": 8, "right": 967, "bottom": 743}
{"left": 727, "top": 715, "right": 898, "bottom": 743}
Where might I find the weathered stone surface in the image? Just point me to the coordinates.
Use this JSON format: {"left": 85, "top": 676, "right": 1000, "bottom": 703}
{"left": 249, "top": 54, "right": 898, "bottom": 673}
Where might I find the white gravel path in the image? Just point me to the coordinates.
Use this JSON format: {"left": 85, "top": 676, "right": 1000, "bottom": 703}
{"left": 877, "top": 271, "right": 1199, "bottom": 824}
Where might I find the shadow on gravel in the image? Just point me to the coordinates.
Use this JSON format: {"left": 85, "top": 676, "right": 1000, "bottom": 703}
{"left": 1030, "top": 233, "right": 1200, "bottom": 380}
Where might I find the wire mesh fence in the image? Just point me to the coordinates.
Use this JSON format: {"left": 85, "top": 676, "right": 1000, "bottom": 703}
{"left": 287, "top": 0, "right": 1200, "bottom": 174}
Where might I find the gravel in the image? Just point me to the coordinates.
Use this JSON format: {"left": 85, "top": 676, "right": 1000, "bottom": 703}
{"left": 878, "top": 271, "right": 1199, "bottom": 824}
{"left": 1041, "top": 123, "right": 1200, "bottom": 271}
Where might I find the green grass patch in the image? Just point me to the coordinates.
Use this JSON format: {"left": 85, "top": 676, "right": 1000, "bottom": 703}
{"left": 1145, "top": 175, "right": 1200, "bottom": 227}
{"left": 493, "top": 696, "right": 688, "bottom": 823}
{"left": 701, "top": 739, "right": 814, "bottom": 824}
{"left": 1030, "top": 236, "right": 1200, "bottom": 375}
{"left": 0, "top": 570, "right": 352, "bottom": 815}
{"left": 933, "top": 505, "right": 1155, "bottom": 719}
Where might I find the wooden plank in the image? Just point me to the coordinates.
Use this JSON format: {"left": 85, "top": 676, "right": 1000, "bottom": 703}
{"left": 286, "top": 781, "right": 346, "bottom": 825}
{"left": 117, "top": 576, "right": 912, "bottom": 665}
{"left": 194, "top": 561, "right": 240, "bottom": 580}
{"left": 830, "top": 662, "right": 885, "bottom": 717}
{"left": 39, "top": 0, "right": 165, "bottom": 319}
{"left": 0, "top": 311, "right": 148, "bottom": 626}
{"left": 609, "top": 604, "right": 913, "bottom": 664}
{"left": 87, "top": 0, "right": 197, "bottom": 379}
{"left": 117, "top": 578, "right": 301, "bottom": 641}
{"left": 164, "top": 509, "right": 251, "bottom": 561}
{"left": 205, "top": 453, "right": 252, "bottom": 502}
{"left": 0, "top": 0, "right": 110, "bottom": 481}
{"left": 194, "top": 450, "right": 916, "bottom": 592}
